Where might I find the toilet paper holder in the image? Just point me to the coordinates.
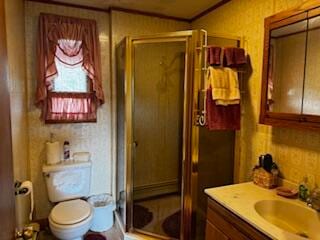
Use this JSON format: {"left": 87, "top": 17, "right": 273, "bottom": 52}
{"left": 14, "top": 180, "right": 34, "bottom": 221}
{"left": 15, "top": 181, "right": 27, "bottom": 195}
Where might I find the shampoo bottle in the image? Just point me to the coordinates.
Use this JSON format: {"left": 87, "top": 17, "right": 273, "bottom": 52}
{"left": 63, "top": 141, "right": 70, "bottom": 160}
{"left": 299, "top": 176, "right": 310, "bottom": 201}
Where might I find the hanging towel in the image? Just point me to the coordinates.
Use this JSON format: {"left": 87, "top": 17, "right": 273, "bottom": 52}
{"left": 206, "top": 86, "right": 240, "bottom": 130}
{"left": 223, "top": 47, "right": 247, "bottom": 67}
{"left": 206, "top": 66, "right": 240, "bottom": 106}
{"left": 207, "top": 46, "right": 221, "bottom": 66}
{"left": 223, "top": 48, "right": 235, "bottom": 67}
{"left": 234, "top": 48, "right": 247, "bottom": 65}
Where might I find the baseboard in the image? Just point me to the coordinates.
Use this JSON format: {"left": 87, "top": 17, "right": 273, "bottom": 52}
{"left": 114, "top": 211, "right": 125, "bottom": 239}
{"left": 133, "top": 179, "right": 179, "bottom": 200}
{"left": 33, "top": 218, "right": 49, "bottom": 231}
{"left": 114, "top": 211, "right": 136, "bottom": 240}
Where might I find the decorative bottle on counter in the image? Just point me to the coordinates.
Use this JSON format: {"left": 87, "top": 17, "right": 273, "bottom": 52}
{"left": 63, "top": 141, "right": 70, "bottom": 160}
{"left": 299, "top": 176, "right": 310, "bottom": 201}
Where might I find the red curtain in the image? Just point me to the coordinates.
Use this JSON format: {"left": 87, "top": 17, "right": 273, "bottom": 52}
{"left": 46, "top": 92, "right": 96, "bottom": 122}
{"left": 36, "top": 13, "right": 104, "bottom": 122}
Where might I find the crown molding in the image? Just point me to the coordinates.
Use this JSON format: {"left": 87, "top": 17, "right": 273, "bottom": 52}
{"left": 25, "top": 0, "right": 231, "bottom": 23}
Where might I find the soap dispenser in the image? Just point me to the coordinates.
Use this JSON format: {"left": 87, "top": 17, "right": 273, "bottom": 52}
{"left": 299, "top": 176, "right": 310, "bottom": 201}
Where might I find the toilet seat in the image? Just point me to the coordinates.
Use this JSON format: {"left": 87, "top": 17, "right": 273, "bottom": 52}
{"left": 50, "top": 199, "right": 92, "bottom": 225}
{"left": 49, "top": 211, "right": 93, "bottom": 240}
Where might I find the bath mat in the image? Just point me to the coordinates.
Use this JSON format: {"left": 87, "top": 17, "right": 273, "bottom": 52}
{"left": 133, "top": 204, "right": 153, "bottom": 229}
{"left": 85, "top": 233, "right": 106, "bottom": 240}
{"left": 162, "top": 210, "right": 181, "bottom": 239}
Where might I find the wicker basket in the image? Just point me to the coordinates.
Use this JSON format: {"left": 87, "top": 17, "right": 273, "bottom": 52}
{"left": 252, "top": 167, "right": 278, "bottom": 189}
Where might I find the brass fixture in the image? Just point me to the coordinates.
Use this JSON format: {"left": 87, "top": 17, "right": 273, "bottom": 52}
{"left": 307, "top": 187, "right": 320, "bottom": 211}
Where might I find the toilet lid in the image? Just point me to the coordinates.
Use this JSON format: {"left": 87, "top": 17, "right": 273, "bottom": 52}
{"left": 51, "top": 199, "right": 92, "bottom": 225}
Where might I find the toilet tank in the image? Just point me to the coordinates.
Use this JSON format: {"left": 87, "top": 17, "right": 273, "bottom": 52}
{"left": 42, "top": 161, "right": 92, "bottom": 203}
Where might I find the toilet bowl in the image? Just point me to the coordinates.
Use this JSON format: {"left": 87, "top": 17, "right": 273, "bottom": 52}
{"left": 49, "top": 199, "right": 93, "bottom": 240}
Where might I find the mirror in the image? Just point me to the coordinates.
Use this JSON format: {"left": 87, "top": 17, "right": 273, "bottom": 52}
{"left": 267, "top": 20, "right": 307, "bottom": 114}
{"left": 303, "top": 15, "right": 320, "bottom": 115}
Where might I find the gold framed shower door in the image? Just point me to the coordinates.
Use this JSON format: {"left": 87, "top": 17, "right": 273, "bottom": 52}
{"left": 122, "top": 30, "right": 205, "bottom": 240}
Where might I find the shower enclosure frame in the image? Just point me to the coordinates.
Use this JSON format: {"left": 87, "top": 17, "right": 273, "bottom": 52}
{"left": 118, "top": 30, "right": 205, "bottom": 240}
{"left": 116, "top": 30, "right": 245, "bottom": 239}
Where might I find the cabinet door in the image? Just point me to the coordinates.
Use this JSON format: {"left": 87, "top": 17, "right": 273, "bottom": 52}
{"left": 206, "top": 203, "right": 251, "bottom": 240}
{"left": 205, "top": 220, "right": 229, "bottom": 240}
{"left": 303, "top": 13, "right": 320, "bottom": 116}
{"left": 267, "top": 19, "right": 307, "bottom": 114}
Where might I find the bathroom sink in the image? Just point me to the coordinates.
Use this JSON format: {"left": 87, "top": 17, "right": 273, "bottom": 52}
{"left": 254, "top": 200, "right": 320, "bottom": 239}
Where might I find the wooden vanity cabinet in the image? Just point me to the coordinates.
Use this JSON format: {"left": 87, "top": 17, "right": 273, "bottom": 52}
{"left": 205, "top": 198, "right": 271, "bottom": 240}
{"left": 260, "top": 1, "right": 320, "bottom": 130}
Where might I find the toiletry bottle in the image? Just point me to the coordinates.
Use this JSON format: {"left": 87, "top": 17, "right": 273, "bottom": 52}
{"left": 63, "top": 141, "right": 70, "bottom": 160}
{"left": 307, "top": 184, "right": 320, "bottom": 211}
{"left": 299, "top": 176, "right": 310, "bottom": 201}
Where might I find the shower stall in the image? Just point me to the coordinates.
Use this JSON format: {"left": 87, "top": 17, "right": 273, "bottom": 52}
{"left": 116, "top": 30, "right": 243, "bottom": 239}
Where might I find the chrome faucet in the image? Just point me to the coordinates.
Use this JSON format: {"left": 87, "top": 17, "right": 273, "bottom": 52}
{"left": 307, "top": 187, "right": 320, "bottom": 211}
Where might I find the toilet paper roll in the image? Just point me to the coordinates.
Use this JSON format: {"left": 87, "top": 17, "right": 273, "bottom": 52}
{"left": 16, "top": 181, "right": 34, "bottom": 222}
{"left": 46, "top": 141, "right": 61, "bottom": 165}
{"left": 21, "top": 181, "right": 34, "bottom": 221}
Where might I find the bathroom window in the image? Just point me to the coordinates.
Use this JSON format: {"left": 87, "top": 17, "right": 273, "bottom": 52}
{"left": 35, "top": 14, "right": 104, "bottom": 123}
{"left": 53, "top": 52, "right": 89, "bottom": 93}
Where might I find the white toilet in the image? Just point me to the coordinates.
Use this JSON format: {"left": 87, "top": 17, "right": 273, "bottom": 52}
{"left": 42, "top": 161, "right": 93, "bottom": 240}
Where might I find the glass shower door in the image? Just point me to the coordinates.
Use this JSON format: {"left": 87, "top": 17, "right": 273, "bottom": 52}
{"left": 132, "top": 40, "right": 186, "bottom": 238}
{"left": 116, "top": 30, "right": 206, "bottom": 240}
{"left": 116, "top": 39, "right": 126, "bottom": 226}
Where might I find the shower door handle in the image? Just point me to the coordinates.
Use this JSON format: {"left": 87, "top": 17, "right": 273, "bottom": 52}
{"left": 133, "top": 141, "right": 138, "bottom": 148}
{"left": 132, "top": 141, "right": 138, "bottom": 164}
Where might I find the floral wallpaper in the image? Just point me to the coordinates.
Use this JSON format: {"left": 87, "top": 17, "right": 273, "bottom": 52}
{"left": 25, "top": 1, "right": 111, "bottom": 219}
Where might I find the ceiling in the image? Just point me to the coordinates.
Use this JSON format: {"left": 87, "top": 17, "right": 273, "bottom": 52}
{"left": 42, "top": 0, "right": 226, "bottom": 20}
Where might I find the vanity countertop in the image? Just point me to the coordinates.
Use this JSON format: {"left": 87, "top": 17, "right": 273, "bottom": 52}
{"left": 205, "top": 182, "right": 316, "bottom": 240}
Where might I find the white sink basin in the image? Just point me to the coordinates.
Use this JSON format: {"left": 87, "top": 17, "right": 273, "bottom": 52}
{"left": 254, "top": 200, "right": 320, "bottom": 239}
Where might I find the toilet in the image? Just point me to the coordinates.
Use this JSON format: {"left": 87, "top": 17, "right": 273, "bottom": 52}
{"left": 43, "top": 161, "right": 93, "bottom": 240}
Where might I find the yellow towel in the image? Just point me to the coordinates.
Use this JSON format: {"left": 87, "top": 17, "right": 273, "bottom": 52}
{"left": 206, "top": 66, "right": 240, "bottom": 105}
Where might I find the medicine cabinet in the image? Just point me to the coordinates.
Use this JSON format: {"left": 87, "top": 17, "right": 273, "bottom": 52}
{"left": 260, "top": 1, "right": 320, "bottom": 130}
